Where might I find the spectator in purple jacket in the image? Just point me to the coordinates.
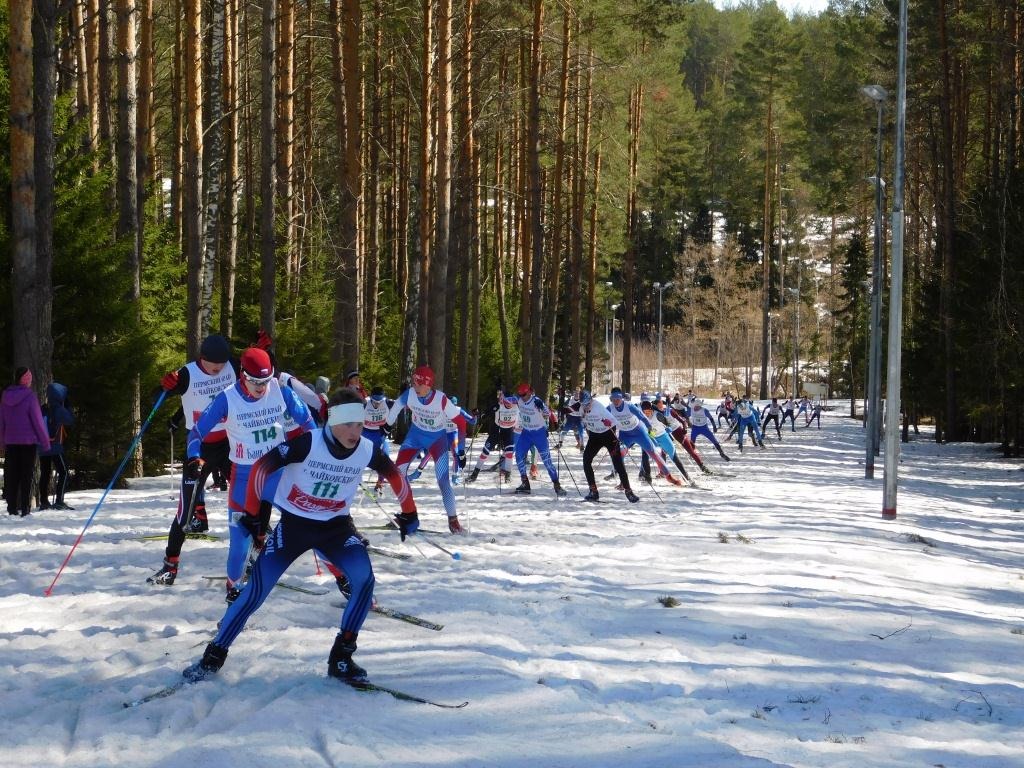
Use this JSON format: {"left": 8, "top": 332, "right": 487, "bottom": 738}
{"left": 1, "top": 367, "right": 51, "bottom": 517}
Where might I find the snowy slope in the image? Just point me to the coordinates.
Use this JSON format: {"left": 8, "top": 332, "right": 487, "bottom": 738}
{"left": 1, "top": 406, "right": 1022, "bottom": 768}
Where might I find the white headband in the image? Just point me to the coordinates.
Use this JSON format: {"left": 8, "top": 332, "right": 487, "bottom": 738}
{"left": 327, "top": 402, "right": 365, "bottom": 426}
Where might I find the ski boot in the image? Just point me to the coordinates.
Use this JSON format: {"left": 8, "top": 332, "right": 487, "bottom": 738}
{"left": 147, "top": 556, "right": 179, "bottom": 586}
{"left": 514, "top": 476, "right": 532, "bottom": 495}
{"left": 638, "top": 470, "right": 652, "bottom": 484}
{"left": 529, "top": 465, "right": 540, "bottom": 480}
{"left": 624, "top": 489, "right": 640, "bottom": 503}
{"left": 185, "top": 508, "right": 209, "bottom": 534}
{"left": 183, "top": 643, "right": 228, "bottom": 683}
{"left": 466, "top": 467, "right": 480, "bottom": 484}
{"left": 373, "top": 480, "right": 384, "bottom": 497}
{"left": 553, "top": 480, "right": 568, "bottom": 498}
{"left": 663, "top": 473, "right": 684, "bottom": 487}
{"left": 604, "top": 470, "right": 618, "bottom": 481}
{"left": 699, "top": 463, "right": 713, "bottom": 475}
{"left": 448, "top": 515, "right": 464, "bottom": 534}
{"left": 501, "top": 470, "right": 512, "bottom": 482}
{"left": 327, "top": 633, "right": 368, "bottom": 683}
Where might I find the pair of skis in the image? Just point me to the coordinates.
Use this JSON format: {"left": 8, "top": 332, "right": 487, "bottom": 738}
{"left": 123, "top": 675, "right": 467, "bottom": 709}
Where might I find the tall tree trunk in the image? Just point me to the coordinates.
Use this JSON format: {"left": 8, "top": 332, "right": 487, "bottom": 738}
{"left": 465, "top": 0, "right": 481, "bottom": 409}
{"left": 622, "top": 80, "right": 642, "bottom": 393}
{"left": 416, "top": 0, "right": 434, "bottom": 364}
{"left": 572, "top": 32, "right": 593, "bottom": 390}
{"left": 540, "top": 8, "right": 572, "bottom": 395}
{"left": 585, "top": 149, "right": 601, "bottom": 390}
{"left": 328, "top": 0, "right": 362, "bottom": 371}
{"left": 71, "top": 0, "right": 92, "bottom": 148}
{"left": 32, "top": 0, "right": 57, "bottom": 387}
{"left": 526, "top": 0, "right": 545, "bottom": 388}
{"left": 97, "top": 0, "right": 113, "bottom": 151}
{"left": 170, "top": 1, "right": 183, "bottom": 247}
{"left": 493, "top": 65, "right": 512, "bottom": 384}
{"left": 426, "top": 0, "right": 452, "bottom": 382}
{"left": 276, "top": 0, "right": 295, "bottom": 290}
{"left": 259, "top": 0, "right": 277, "bottom": 337}
{"left": 85, "top": 0, "right": 101, "bottom": 149}
{"left": 184, "top": 0, "right": 204, "bottom": 357}
{"left": 201, "top": 0, "right": 227, "bottom": 336}
{"left": 220, "top": 0, "right": 240, "bottom": 338}
{"left": 114, "top": 0, "right": 142, "bottom": 473}
{"left": 364, "top": 0, "right": 383, "bottom": 348}
{"left": 938, "top": 0, "right": 958, "bottom": 440}
{"left": 137, "top": 0, "right": 155, "bottom": 229}
{"left": 759, "top": 92, "right": 774, "bottom": 399}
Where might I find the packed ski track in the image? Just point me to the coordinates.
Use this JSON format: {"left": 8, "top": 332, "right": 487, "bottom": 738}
{"left": 2, "top": 403, "right": 1022, "bottom": 767}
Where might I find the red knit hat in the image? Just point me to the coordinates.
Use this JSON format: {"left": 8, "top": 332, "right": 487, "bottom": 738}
{"left": 411, "top": 365, "right": 434, "bottom": 388}
{"left": 240, "top": 348, "right": 273, "bottom": 380}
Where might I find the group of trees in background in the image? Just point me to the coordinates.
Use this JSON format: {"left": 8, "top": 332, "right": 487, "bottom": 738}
{"left": 2, "top": 0, "right": 1023, "bottom": 480}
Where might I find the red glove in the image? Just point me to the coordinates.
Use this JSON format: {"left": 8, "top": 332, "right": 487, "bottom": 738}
{"left": 161, "top": 370, "right": 180, "bottom": 391}
{"left": 256, "top": 329, "right": 273, "bottom": 350}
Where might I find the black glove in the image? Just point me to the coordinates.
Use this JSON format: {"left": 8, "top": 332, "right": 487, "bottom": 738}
{"left": 393, "top": 511, "right": 419, "bottom": 542}
{"left": 457, "top": 450, "right": 467, "bottom": 469}
{"left": 185, "top": 457, "right": 205, "bottom": 481}
{"left": 238, "top": 512, "right": 265, "bottom": 541}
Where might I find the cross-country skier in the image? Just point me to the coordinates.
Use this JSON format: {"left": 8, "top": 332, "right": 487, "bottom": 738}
{"left": 606, "top": 387, "right": 684, "bottom": 486}
{"left": 781, "top": 397, "right": 797, "bottom": 432}
{"left": 512, "top": 382, "right": 566, "bottom": 496}
{"left": 466, "top": 388, "right": 517, "bottom": 484}
{"left": 362, "top": 386, "right": 394, "bottom": 495}
{"left": 761, "top": 397, "right": 783, "bottom": 439}
{"left": 148, "top": 333, "right": 239, "bottom": 586}
{"left": 733, "top": 398, "right": 764, "bottom": 451}
{"left": 806, "top": 399, "right": 823, "bottom": 428}
{"left": 182, "top": 387, "right": 419, "bottom": 684}
{"left": 387, "top": 365, "right": 468, "bottom": 532}
{"left": 578, "top": 390, "right": 638, "bottom": 503}
{"left": 181, "top": 346, "right": 315, "bottom": 601}
{"left": 686, "top": 398, "right": 731, "bottom": 462}
{"left": 659, "top": 396, "right": 713, "bottom": 474}
{"left": 639, "top": 397, "right": 694, "bottom": 485}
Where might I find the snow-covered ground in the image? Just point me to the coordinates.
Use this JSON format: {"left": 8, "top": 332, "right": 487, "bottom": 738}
{"left": 2, "top": 405, "right": 1022, "bottom": 767}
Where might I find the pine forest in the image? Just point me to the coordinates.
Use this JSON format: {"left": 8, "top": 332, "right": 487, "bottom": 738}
{"left": 1, "top": 0, "right": 1023, "bottom": 480}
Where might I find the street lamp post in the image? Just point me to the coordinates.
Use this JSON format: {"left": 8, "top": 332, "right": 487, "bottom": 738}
{"left": 861, "top": 83, "right": 888, "bottom": 480}
{"left": 653, "top": 281, "right": 673, "bottom": 392}
{"left": 883, "top": 0, "right": 908, "bottom": 519}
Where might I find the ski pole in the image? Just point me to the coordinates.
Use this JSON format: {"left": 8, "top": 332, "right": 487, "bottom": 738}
{"left": 362, "top": 482, "right": 461, "bottom": 560}
{"left": 555, "top": 445, "right": 583, "bottom": 497}
{"left": 356, "top": 483, "right": 430, "bottom": 560}
{"left": 626, "top": 451, "right": 665, "bottom": 504}
{"left": 169, "top": 429, "right": 175, "bottom": 496}
{"left": 45, "top": 390, "right": 168, "bottom": 596}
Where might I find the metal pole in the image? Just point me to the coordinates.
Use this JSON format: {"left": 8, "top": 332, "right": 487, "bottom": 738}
{"left": 794, "top": 259, "right": 801, "bottom": 396}
{"left": 883, "top": 0, "right": 908, "bottom": 519}
{"left": 866, "top": 99, "right": 885, "bottom": 479}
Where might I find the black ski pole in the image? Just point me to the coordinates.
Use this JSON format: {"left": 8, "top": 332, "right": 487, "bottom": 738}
{"left": 555, "top": 444, "right": 583, "bottom": 497}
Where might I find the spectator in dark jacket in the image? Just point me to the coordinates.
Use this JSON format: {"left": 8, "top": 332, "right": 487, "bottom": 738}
{"left": 39, "top": 381, "right": 75, "bottom": 510}
{"left": 0, "top": 367, "right": 51, "bottom": 517}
